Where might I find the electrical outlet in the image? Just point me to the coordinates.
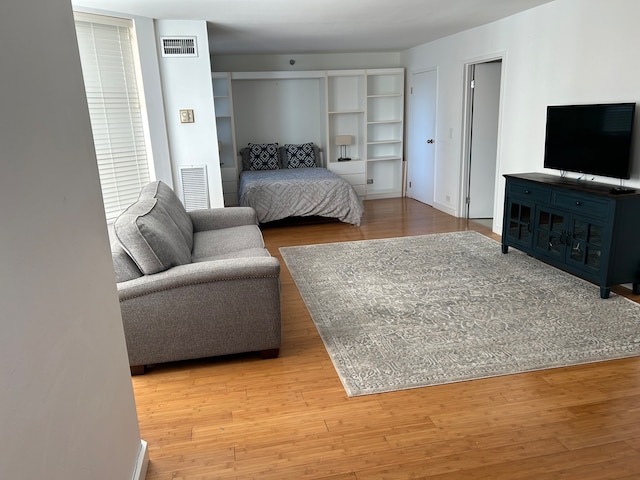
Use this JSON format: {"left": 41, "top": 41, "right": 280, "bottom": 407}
{"left": 179, "top": 109, "right": 194, "bottom": 123}
{"left": 367, "top": 179, "right": 373, "bottom": 185}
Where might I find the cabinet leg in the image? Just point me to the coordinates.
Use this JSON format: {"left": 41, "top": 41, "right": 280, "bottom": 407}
{"left": 600, "top": 287, "right": 611, "bottom": 299}
{"left": 633, "top": 283, "right": 639, "bottom": 295}
{"left": 501, "top": 244, "right": 509, "bottom": 254}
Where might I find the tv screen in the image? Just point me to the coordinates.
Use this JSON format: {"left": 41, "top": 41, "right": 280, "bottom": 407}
{"left": 543, "top": 102, "right": 636, "bottom": 179}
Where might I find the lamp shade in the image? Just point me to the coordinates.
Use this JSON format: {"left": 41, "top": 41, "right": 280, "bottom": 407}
{"left": 335, "top": 134, "right": 353, "bottom": 146}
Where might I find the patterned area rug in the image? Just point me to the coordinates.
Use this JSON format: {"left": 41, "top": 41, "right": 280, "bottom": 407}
{"left": 280, "top": 231, "right": 640, "bottom": 397}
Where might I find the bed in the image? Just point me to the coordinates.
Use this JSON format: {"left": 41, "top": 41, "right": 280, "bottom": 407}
{"left": 238, "top": 142, "right": 364, "bottom": 226}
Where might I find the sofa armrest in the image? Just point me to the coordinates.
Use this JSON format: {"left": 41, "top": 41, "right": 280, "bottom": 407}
{"left": 188, "top": 207, "right": 257, "bottom": 232}
{"left": 117, "top": 255, "right": 279, "bottom": 300}
{"left": 116, "top": 256, "right": 282, "bottom": 367}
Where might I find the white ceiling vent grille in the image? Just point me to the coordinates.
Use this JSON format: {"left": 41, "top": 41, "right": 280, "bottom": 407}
{"left": 161, "top": 36, "right": 198, "bottom": 57}
{"left": 179, "top": 166, "right": 209, "bottom": 211}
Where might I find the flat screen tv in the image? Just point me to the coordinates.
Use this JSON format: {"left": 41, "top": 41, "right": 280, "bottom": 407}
{"left": 543, "top": 102, "right": 636, "bottom": 180}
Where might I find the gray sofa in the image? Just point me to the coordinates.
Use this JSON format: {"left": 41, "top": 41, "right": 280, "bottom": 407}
{"left": 111, "top": 181, "right": 281, "bottom": 374}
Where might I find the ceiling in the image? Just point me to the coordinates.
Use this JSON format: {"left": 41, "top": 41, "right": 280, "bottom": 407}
{"left": 72, "top": 0, "right": 554, "bottom": 55}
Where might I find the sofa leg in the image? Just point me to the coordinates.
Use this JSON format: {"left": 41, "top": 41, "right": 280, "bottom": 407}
{"left": 130, "top": 365, "right": 146, "bottom": 375}
{"left": 260, "top": 348, "right": 279, "bottom": 359}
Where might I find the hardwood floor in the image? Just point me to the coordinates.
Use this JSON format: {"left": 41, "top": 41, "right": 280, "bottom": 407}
{"left": 133, "top": 198, "right": 640, "bottom": 479}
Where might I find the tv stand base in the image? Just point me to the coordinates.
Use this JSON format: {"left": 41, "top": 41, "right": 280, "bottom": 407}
{"left": 502, "top": 173, "right": 640, "bottom": 298}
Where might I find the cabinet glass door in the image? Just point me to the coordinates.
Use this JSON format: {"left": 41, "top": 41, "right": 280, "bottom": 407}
{"left": 506, "top": 200, "right": 533, "bottom": 248}
{"left": 566, "top": 217, "right": 604, "bottom": 272}
{"left": 534, "top": 208, "right": 566, "bottom": 258}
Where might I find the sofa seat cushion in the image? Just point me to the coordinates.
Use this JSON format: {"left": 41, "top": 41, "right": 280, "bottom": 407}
{"left": 191, "top": 225, "right": 266, "bottom": 262}
{"left": 114, "top": 198, "right": 192, "bottom": 275}
{"left": 193, "top": 248, "right": 271, "bottom": 263}
{"left": 138, "top": 181, "right": 194, "bottom": 250}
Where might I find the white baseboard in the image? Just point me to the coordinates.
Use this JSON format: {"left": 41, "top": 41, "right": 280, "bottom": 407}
{"left": 432, "top": 201, "right": 456, "bottom": 217}
{"left": 132, "top": 439, "right": 149, "bottom": 480}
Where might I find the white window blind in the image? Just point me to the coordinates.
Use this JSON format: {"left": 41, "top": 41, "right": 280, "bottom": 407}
{"left": 74, "top": 13, "right": 150, "bottom": 222}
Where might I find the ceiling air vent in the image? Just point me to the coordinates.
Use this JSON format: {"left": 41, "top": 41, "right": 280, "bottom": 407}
{"left": 161, "top": 36, "right": 198, "bottom": 57}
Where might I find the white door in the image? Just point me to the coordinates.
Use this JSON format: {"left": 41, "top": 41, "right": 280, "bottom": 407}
{"left": 406, "top": 69, "right": 437, "bottom": 206}
{"left": 468, "top": 62, "right": 501, "bottom": 219}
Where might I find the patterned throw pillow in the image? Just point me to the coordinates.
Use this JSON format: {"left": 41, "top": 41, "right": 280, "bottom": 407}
{"left": 284, "top": 143, "right": 317, "bottom": 168}
{"left": 248, "top": 143, "right": 280, "bottom": 170}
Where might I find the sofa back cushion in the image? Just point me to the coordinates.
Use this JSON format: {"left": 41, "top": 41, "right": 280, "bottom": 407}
{"left": 138, "top": 181, "right": 194, "bottom": 250}
{"left": 111, "top": 242, "right": 143, "bottom": 282}
{"left": 114, "top": 198, "right": 192, "bottom": 275}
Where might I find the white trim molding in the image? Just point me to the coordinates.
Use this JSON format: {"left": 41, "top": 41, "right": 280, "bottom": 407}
{"left": 132, "top": 440, "right": 149, "bottom": 480}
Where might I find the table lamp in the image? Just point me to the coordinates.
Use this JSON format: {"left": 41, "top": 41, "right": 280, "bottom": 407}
{"left": 335, "top": 135, "right": 353, "bottom": 162}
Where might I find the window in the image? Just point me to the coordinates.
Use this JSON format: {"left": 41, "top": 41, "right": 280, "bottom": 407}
{"left": 74, "top": 13, "right": 151, "bottom": 222}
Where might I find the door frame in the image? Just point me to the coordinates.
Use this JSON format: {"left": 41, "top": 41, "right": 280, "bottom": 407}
{"left": 459, "top": 52, "right": 506, "bottom": 222}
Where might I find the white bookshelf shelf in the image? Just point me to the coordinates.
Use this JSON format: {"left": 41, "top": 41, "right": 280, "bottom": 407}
{"left": 326, "top": 68, "right": 404, "bottom": 199}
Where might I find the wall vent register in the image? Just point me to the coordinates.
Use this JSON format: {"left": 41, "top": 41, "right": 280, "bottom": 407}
{"left": 179, "top": 165, "right": 209, "bottom": 211}
{"left": 161, "top": 36, "right": 198, "bottom": 57}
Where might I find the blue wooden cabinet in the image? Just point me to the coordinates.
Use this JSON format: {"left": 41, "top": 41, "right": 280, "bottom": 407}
{"left": 502, "top": 173, "right": 640, "bottom": 298}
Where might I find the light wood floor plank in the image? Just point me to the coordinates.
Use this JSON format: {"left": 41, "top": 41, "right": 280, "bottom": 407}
{"left": 133, "top": 198, "right": 640, "bottom": 479}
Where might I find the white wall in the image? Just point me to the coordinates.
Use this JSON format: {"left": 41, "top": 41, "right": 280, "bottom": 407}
{"left": 403, "top": 0, "right": 640, "bottom": 232}
{"left": 132, "top": 16, "right": 174, "bottom": 185}
{"left": 157, "top": 19, "right": 224, "bottom": 208}
{"left": 212, "top": 51, "right": 402, "bottom": 72}
{"left": 233, "top": 78, "right": 327, "bottom": 151}
{"left": 0, "top": 0, "right": 144, "bottom": 479}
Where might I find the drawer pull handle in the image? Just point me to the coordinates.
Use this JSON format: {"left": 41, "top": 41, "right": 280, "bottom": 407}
{"left": 525, "top": 190, "right": 530, "bottom": 194}
{"left": 576, "top": 201, "right": 581, "bottom": 206}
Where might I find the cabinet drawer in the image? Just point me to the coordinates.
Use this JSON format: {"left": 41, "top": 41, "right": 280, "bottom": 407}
{"left": 222, "top": 180, "right": 238, "bottom": 194}
{"left": 352, "top": 184, "right": 366, "bottom": 197}
{"left": 223, "top": 192, "right": 238, "bottom": 206}
{"left": 507, "top": 181, "right": 550, "bottom": 203}
{"left": 330, "top": 160, "right": 365, "bottom": 175}
{"left": 552, "top": 191, "right": 610, "bottom": 218}
{"left": 221, "top": 168, "right": 238, "bottom": 182}
{"left": 341, "top": 173, "right": 366, "bottom": 187}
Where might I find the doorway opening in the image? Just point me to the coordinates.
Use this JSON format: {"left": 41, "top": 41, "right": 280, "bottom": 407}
{"left": 461, "top": 58, "right": 503, "bottom": 228}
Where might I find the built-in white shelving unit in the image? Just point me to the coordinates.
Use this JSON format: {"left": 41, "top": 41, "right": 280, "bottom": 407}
{"left": 365, "top": 69, "right": 404, "bottom": 199}
{"left": 212, "top": 72, "right": 239, "bottom": 206}
{"left": 326, "top": 70, "right": 367, "bottom": 196}
{"left": 326, "top": 68, "right": 404, "bottom": 199}
{"left": 211, "top": 68, "right": 404, "bottom": 203}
